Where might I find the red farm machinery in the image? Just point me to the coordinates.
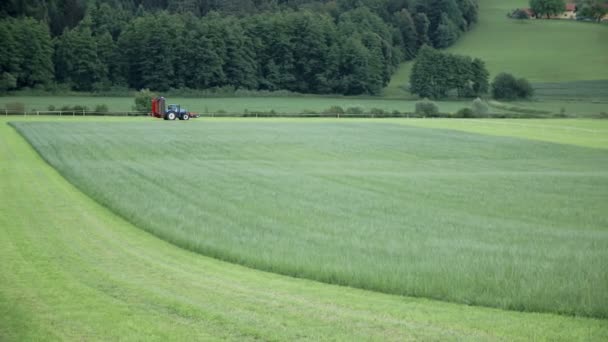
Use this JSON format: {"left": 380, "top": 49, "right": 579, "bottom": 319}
{"left": 150, "top": 96, "right": 198, "bottom": 120}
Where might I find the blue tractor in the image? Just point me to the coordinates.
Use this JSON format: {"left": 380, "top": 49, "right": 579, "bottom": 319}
{"left": 151, "top": 97, "right": 197, "bottom": 120}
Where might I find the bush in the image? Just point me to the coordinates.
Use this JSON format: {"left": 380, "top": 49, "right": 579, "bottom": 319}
{"left": 323, "top": 106, "right": 344, "bottom": 115}
{"left": 72, "top": 105, "right": 89, "bottom": 112}
{"left": 491, "top": 73, "right": 534, "bottom": 100}
{"left": 345, "top": 107, "right": 364, "bottom": 115}
{"left": 47, "top": 105, "right": 56, "bottom": 111}
{"left": 94, "top": 104, "right": 109, "bottom": 113}
{"left": 370, "top": 108, "right": 387, "bottom": 116}
{"left": 515, "top": 78, "right": 534, "bottom": 99}
{"left": 415, "top": 99, "right": 439, "bottom": 117}
{"left": 472, "top": 98, "right": 489, "bottom": 116}
{"left": 454, "top": 107, "right": 475, "bottom": 118}
{"left": 133, "top": 89, "right": 157, "bottom": 112}
{"left": 60, "top": 105, "right": 72, "bottom": 112}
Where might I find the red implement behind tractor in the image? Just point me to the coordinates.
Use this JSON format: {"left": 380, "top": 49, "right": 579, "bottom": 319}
{"left": 150, "top": 97, "right": 198, "bottom": 120}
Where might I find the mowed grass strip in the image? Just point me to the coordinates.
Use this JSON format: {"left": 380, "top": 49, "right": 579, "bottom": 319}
{"left": 4, "top": 118, "right": 608, "bottom": 340}
{"left": 396, "top": 118, "right": 608, "bottom": 149}
{"left": 12, "top": 119, "right": 608, "bottom": 318}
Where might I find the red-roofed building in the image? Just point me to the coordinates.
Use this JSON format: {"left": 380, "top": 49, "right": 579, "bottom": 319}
{"left": 551, "top": 2, "right": 576, "bottom": 19}
{"left": 556, "top": 2, "right": 577, "bottom": 19}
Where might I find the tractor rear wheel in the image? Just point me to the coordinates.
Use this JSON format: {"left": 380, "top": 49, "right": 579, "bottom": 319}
{"left": 183, "top": 113, "right": 190, "bottom": 121}
{"left": 166, "top": 112, "right": 177, "bottom": 120}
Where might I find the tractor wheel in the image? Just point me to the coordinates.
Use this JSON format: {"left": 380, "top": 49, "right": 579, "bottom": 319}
{"left": 183, "top": 113, "right": 190, "bottom": 121}
{"left": 167, "top": 112, "right": 177, "bottom": 120}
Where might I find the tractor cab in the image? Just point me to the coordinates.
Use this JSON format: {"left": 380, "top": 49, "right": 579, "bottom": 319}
{"left": 167, "top": 104, "right": 186, "bottom": 114}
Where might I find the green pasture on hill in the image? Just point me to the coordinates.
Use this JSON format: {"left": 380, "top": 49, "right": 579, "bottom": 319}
{"left": 384, "top": 0, "right": 608, "bottom": 97}
{"left": 12, "top": 118, "right": 608, "bottom": 319}
{"left": 3, "top": 117, "right": 608, "bottom": 340}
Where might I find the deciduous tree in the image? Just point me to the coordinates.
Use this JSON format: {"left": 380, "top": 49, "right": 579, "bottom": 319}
{"left": 410, "top": 45, "right": 488, "bottom": 99}
{"left": 576, "top": 0, "right": 608, "bottom": 22}
{"left": 530, "top": 0, "right": 565, "bottom": 18}
{"left": 491, "top": 73, "right": 534, "bottom": 100}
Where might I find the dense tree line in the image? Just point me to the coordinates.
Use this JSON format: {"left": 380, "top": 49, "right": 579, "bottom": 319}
{"left": 0, "top": 17, "right": 54, "bottom": 91}
{"left": 409, "top": 45, "right": 488, "bottom": 99}
{"left": 0, "top": 0, "right": 478, "bottom": 95}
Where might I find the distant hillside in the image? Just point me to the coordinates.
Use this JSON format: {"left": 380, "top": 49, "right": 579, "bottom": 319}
{"left": 385, "top": 0, "right": 608, "bottom": 97}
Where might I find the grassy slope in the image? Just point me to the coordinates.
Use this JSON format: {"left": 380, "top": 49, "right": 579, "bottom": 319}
{"left": 3, "top": 117, "right": 607, "bottom": 340}
{"left": 449, "top": 0, "right": 608, "bottom": 82}
{"left": 12, "top": 118, "right": 608, "bottom": 318}
{"left": 384, "top": 0, "right": 608, "bottom": 95}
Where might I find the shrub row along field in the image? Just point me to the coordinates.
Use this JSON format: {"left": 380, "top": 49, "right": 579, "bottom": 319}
{"left": 13, "top": 119, "right": 608, "bottom": 318}
{"left": 4, "top": 117, "right": 608, "bottom": 340}
{"left": 2, "top": 95, "right": 607, "bottom": 117}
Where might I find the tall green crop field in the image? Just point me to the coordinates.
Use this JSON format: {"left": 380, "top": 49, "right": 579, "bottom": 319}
{"left": 4, "top": 117, "right": 608, "bottom": 340}
{"left": 13, "top": 119, "right": 608, "bottom": 318}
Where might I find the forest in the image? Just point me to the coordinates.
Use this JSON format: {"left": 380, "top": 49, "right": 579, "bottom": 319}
{"left": 0, "top": 0, "right": 478, "bottom": 95}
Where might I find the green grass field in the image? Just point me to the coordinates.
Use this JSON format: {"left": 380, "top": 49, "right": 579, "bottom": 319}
{"left": 2, "top": 0, "right": 608, "bottom": 337}
{"left": 384, "top": 0, "right": 608, "bottom": 96}
{"left": 12, "top": 118, "right": 608, "bottom": 319}
{"left": 3, "top": 117, "right": 608, "bottom": 340}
